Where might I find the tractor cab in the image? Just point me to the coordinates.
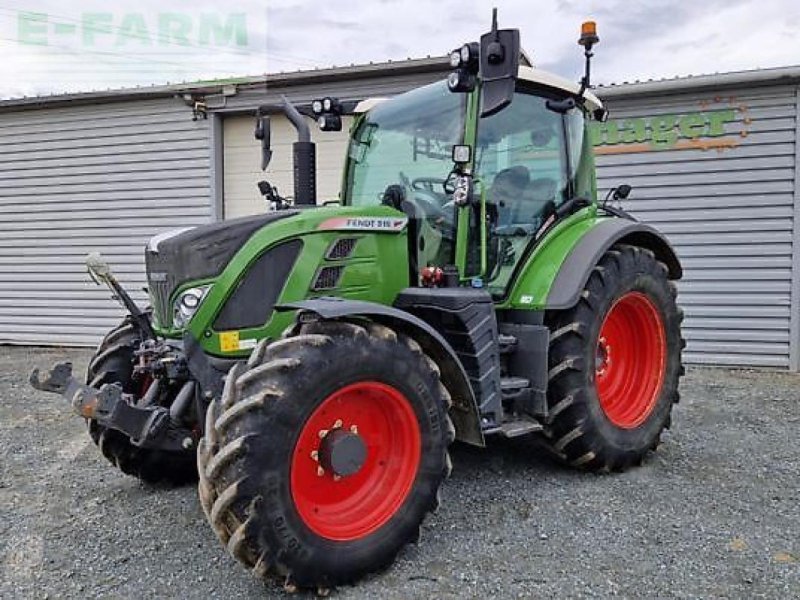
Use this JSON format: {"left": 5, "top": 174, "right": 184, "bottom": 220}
{"left": 342, "top": 67, "right": 604, "bottom": 296}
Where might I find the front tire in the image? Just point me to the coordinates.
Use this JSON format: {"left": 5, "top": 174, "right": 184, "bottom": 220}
{"left": 544, "top": 244, "right": 684, "bottom": 471}
{"left": 198, "top": 320, "right": 453, "bottom": 590}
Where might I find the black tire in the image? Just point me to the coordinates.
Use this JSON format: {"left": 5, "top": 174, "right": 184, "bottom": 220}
{"left": 543, "top": 243, "right": 684, "bottom": 472}
{"left": 197, "top": 320, "right": 453, "bottom": 591}
{"left": 86, "top": 317, "right": 197, "bottom": 485}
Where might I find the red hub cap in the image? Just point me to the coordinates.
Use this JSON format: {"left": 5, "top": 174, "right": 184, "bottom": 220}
{"left": 290, "top": 381, "right": 422, "bottom": 541}
{"left": 595, "top": 291, "right": 667, "bottom": 429}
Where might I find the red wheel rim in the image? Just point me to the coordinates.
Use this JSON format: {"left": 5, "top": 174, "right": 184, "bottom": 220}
{"left": 595, "top": 291, "right": 667, "bottom": 429}
{"left": 290, "top": 381, "right": 422, "bottom": 541}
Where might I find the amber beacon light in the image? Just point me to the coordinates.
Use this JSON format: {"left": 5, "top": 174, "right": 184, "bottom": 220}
{"left": 579, "top": 20, "right": 599, "bottom": 47}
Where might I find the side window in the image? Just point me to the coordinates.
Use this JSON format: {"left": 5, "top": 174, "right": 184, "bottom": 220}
{"left": 476, "top": 91, "right": 567, "bottom": 230}
{"left": 476, "top": 90, "right": 569, "bottom": 294}
{"left": 566, "top": 107, "right": 594, "bottom": 199}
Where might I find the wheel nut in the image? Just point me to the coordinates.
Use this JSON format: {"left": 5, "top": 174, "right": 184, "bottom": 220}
{"left": 333, "top": 419, "right": 343, "bottom": 429}
{"left": 333, "top": 474, "right": 341, "bottom": 482}
{"left": 317, "top": 429, "right": 328, "bottom": 439}
{"left": 317, "top": 466, "right": 325, "bottom": 477}
{"left": 310, "top": 450, "right": 319, "bottom": 461}
{"left": 350, "top": 424, "right": 358, "bottom": 434}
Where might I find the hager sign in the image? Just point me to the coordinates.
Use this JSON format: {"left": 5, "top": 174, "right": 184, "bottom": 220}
{"left": 590, "top": 99, "right": 751, "bottom": 155}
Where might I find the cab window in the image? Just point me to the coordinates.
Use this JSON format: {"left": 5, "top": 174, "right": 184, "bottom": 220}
{"left": 474, "top": 89, "right": 573, "bottom": 294}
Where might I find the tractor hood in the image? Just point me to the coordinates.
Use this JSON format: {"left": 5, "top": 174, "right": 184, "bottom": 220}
{"left": 144, "top": 204, "right": 411, "bottom": 352}
{"left": 144, "top": 211, "right": 298, "bottom": 328}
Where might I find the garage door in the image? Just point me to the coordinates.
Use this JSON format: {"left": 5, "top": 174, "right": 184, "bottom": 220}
{"left": 0, "top": 97, "right": 211, "bottom": 346}
{"left": 596, "top": 85, "right": 797, "bottom": 368}
{"left": 223, "top": 114, "right": 353, "bottom": 218}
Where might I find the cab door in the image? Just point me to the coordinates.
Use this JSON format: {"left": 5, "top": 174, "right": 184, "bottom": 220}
{"left": 473, "top": 87, "right": 589, "bottom": 295}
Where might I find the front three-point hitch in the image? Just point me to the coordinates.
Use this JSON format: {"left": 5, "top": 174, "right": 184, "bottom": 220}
{"left": 30, "top": 361, "right": 195, "bottom": 452}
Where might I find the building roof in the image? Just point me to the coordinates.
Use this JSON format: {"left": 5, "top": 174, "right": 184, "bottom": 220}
{"left": 0, "top": 56, "right": 453, "bottom": 111}
{"left": 596, "top": 64, "right": 800, "bottom": 99}
{"left": 1, "top": 55, "right": 798, "bottom": 112}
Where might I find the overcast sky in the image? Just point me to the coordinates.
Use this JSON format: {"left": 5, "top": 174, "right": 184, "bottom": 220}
{"left": 2, "top": 0, "right": 799, "bottom": 99}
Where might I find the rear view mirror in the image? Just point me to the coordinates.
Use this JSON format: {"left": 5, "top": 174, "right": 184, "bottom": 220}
{"left": 479, "top": 9, "right": 520, "bottom": 117}
{"left": 254, "top": 115, "right": 272, "bottom": 171}
{"left": 614, "top": 184, "right": 632, "bottom": 200}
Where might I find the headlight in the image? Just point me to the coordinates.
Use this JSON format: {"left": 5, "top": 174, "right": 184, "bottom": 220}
{"left": 172, "top": 285, "right": 211, "bottom": 328}
{"left": 447, "top": 71, "right": 461, "bottom": 90}
{"left": 449, "top": 50, "right": 461, "bottom": 68}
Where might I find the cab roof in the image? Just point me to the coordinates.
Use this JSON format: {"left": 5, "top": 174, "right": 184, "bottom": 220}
{"left": 355, "top": 66, "right": 603, "bottom": 114}
{"left": 517, "top": 66, "right": 603, "bottom": 111}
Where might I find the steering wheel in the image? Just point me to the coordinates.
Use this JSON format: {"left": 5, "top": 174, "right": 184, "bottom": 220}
{"left": 397, "top": 171, "right": 454, "bottom": 233}
{"left": 411, "top": 177, "right": 447, "bottom": 193}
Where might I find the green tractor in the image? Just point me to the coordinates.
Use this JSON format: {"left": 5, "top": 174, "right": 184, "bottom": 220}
{"left": 31, "top": 14, "right": 683, "bottom": 592}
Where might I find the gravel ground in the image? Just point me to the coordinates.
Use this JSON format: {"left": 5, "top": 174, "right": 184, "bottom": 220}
{"left": 1, "top": 345, "right": 798, "bottom": 599}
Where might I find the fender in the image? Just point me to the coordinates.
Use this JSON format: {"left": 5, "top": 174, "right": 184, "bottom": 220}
{"left": 503, "top": 211, "right": 682, "bottom": 311}
{"left": 277, "top": 297, "right": 485, "bottom": 447}
{"left": 546, "top": 218, "right": 682, "bottom": 310}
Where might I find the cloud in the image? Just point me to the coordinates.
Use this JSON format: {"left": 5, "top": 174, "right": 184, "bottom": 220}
{"left": 1, "top": 0, "right": 799, "bottom": 98}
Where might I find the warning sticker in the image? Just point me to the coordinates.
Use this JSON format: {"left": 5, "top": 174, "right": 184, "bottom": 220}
{"left": 219, "top": 331, "right": 258, "bottom": 352}
{"left": 219, "top": 331, "right": 239, "bottom": 352}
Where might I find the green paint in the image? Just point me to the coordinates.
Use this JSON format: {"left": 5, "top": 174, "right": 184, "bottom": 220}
{"left": 152, "top": 205, "right": 409, "bottom": 358}
{"left": 497, "top": 206, "right": 605, "bottom": 310}
{"left": 149, "top": 75, "right": 624, "bottom": 359}
{"left": 619, "top": 118, "right": 647, "bottom": 144}
{"left": 678, "top": 112, "right": 706, "bottom": 139}
{"left": 707, "top": 109, "right": 737, "bottom": 136}
{"left": 455, "top": 88, "right": 481, "bottom": 280}
{"left": 651, "top": 115, "right": 678, "bottom": 148}
{"left": 590, "top": 108, "right": 739, "bottom": 150}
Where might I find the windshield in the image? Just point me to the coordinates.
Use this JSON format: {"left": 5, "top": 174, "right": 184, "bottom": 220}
{"left": 344, "top": 81, "right": 465, "bottom": 206}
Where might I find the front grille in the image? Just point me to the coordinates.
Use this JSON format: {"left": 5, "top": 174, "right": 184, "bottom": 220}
{"left": 145, "top": 253, "right": 179, "bottom": 328}
{"left": 312, "top": 265, "right": 344, "bottom": 291}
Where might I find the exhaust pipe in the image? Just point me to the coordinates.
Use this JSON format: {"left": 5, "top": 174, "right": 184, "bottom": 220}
{"left": 281, "top": 95, "right": 316, "bottom": 206}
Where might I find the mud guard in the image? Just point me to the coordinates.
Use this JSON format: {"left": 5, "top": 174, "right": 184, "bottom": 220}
{"left": 277, "top": 297, "right": 485, "bottom": 447}
{"left": 546, "top": 219, "right": 682, "bottom": 310}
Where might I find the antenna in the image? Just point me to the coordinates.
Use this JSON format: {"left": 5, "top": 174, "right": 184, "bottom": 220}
{"left": 487, "top": 8, "right": 505, "bottom": 64}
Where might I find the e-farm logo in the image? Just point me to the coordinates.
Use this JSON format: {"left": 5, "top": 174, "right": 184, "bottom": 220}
{"left": 17, "top": 11, "right": 248, "bottom": 47}
{"left": 591, "top": 97, "right": 752, "bottom": 155}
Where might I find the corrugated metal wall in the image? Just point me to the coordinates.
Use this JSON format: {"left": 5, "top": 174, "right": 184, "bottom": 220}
{"left": 596, "top": 84, "right": 798, "bottom": 368}
{"left": 0, "top": 97, "right": 210, "bottom": 346}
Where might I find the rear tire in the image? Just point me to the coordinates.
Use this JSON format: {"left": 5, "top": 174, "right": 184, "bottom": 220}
{"left": 543, "top": 244, "right": 684, "bottom": 471}
{"left": 197, "top": 319, "right": 453, "bottom": 590}
{"left": 86, "top": 317, "right": 197, "bottom": 485}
